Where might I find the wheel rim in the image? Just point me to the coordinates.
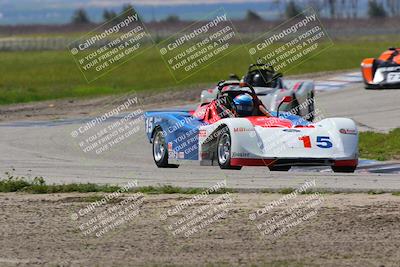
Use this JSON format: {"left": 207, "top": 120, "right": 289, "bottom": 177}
{"left": 218, "top": 133, "right": 231, "bottom": 164}
{"left": 153, "top": 131, "right": 165, "bottom": 162}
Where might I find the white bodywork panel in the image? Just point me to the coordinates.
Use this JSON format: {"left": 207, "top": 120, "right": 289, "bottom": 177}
{"left": 198, "top": 117, "right": 358, "bottom": 164}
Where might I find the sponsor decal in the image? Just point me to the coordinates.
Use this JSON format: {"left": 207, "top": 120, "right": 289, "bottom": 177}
{"left": 339, "top": 128, "right": 357, "bottom": 135}
{"left": 178, "top": 152, "right": 185, "bottom": 159}
{"left": 233, "top": 127, "right": 253, "bottom": 132}
{"left": 232, "top": 152, "right": 251, "bottom": 158}
{"left": 169, "top": 151, "right": 177, "bottom": 159}
{"left": 283, "top": 129, "right": 301, "bottom": 132}
{"left": 199, "top": 130, "right": 207, "bottom": 137}
{"left": 168, "top": 142, "right": 173, "bottom": 151}
{"left": 387, "top": 72, "right": 400, "bottom": 83}
{"left": 379, "top": 66, "right": 400, "bottom": 72}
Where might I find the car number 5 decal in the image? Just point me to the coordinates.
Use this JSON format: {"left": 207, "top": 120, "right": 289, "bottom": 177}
{"left": 316, "top": 136, "right": 333, "bottom": 148}
{"left": 299, "top": 136, "right": 333, "bottom": 148}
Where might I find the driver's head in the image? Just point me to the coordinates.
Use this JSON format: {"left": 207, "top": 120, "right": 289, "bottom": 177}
{"left": 233, "top": 94, "right": 254, "bottom": 117}
{"left": 253, "top": 72, "right": 270, "bottom": 87}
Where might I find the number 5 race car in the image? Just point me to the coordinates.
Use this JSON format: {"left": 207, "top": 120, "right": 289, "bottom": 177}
{"left": 361, "top": 47, "right": 400, "bottom": 89}
{"left": 145, "top": 81, "right": 359, "bottom": 173}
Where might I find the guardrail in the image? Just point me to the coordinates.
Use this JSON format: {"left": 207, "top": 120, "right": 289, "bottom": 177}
{"left": 0, "top": 37, "right": 74, "bottom": 51}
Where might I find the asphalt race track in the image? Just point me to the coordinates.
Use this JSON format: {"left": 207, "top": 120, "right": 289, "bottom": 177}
{"left": 1, "top": 73, "right": 400, "bottom": 192}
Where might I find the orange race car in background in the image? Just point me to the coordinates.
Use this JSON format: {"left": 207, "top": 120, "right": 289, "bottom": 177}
{"left": 361, "top": 47, "right": 400, "bottom": 89}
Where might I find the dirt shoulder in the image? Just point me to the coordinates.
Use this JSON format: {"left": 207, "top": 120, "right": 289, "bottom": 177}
{"left": 0, "top": 70, "right": 356, "bottom": 122}
{"left": 0, "top": 192, "right": 398, "bottom": 267}
{"left": 0, "top": 84, "right": 205, "bottom": 122}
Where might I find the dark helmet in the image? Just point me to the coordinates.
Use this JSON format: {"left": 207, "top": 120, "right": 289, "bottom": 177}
{"left": 243, "top": 63, "right": 282, "bottom": 88}
{"left": 251, "top": 73, "right": 269, "bottom": 87}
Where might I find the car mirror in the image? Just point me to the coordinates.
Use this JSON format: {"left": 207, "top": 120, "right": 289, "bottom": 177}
{"left": 281, "top": 96, "right": 292, "bottom": 103}
{"left": 277, "top": 96, "right": 293, "bottom": 118}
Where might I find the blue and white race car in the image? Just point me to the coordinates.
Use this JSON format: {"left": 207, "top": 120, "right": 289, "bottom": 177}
{"left": 145, "top": 81, "right": 358, "bottom": 173}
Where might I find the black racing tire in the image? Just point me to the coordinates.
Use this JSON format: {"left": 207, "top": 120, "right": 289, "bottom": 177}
{"left": 364, "top": 84, "right": 378, "bottom": 90}
{"left": 268, "top": 165, "right": 291, "bottom": 172}
{"left": 217, "top": 127, "right": 242, "bottom": 170}
{"left": 331, "top": 166, "right": 356, "bottom": 173}
{"left": 152, "top": 127, "right": 179, "bottom": 168}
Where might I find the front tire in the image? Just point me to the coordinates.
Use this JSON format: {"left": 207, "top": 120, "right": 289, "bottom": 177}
{"left": 217, "top": 128, "right": 242, "bottom": 170}
{"left": 364, "top": 83, "right": 378, "bottom": 90}
{"left": 152, "top": 127, "right": 179, "bottom": 168}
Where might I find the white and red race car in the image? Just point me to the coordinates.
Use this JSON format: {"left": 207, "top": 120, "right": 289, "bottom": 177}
{"left": 145, "top": 81, "right": 358, "bottom": 173}
{"left": 200, "top": 63, "right": 315, "bottom": 121}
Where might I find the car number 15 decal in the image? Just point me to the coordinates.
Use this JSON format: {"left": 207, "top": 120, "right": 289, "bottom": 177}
{"left": 145, "top": 117, "right": 154, "bottom": 134}
{"left": 298, "top": 136, "right": 333, "bottom": 148}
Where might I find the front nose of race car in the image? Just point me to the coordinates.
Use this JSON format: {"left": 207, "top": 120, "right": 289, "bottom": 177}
{"left": 361, "top": 58, "right": 375, "bottom": 84}
{"left": 230, "top": 118, "right": 358, "bottom": 166}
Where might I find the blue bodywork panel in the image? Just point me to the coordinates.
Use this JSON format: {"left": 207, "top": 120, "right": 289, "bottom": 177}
{"left": 144, "top": 110, "right": 205, "bottom": 161}
{"left": 272, "top": 111, "right": 311, "bottom": 126}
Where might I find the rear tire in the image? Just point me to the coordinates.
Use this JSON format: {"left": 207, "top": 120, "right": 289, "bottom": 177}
{"left": 217, "top": 128, "right": 242, "bottom": 170}
{"left": 152, "top": 127, "right": 179, "bottom": 168}
{"left": 331, "top": 166, "right": 356, "bottom": 173}
{"left": 269, "top": 165, "right": 291, "bottom": 171}
{"left": 307, "top": 93, "right": 315, "bottom": 122}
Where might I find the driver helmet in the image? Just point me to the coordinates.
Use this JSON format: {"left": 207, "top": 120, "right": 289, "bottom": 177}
{"left": 233, "top": 94, "right": 254, "bottom": 117}
{"left": 252, "top": 73, "right": 270, "bottom": 87}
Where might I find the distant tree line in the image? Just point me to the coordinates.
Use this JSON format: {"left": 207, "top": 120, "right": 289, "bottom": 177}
{"left": 279, "top": 0, "right": 399, "bottom": 19}
{"left": 71, "top": 0, "right": 400, "bottom": 24}
{"left": 71, "top": 4, "right": 182, "bottom": 25}
{"left": 241, "top": 0, "right": 397, "bottom": 21}
{"left": 71, "top": 4, "right": 137, "bottom": 24}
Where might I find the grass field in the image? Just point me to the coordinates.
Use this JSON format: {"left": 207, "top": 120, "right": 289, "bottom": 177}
{"left": 0, "top": 38, "right": 398, "bottom": 105}
{"left": 0, "top": 172, "right": 233, "bottom": 194}
{"left": 1, "top": 172, "right": 399, "bottom": 194}
{"left": 359, "top": 128, "right": 400, "bottom": 161}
